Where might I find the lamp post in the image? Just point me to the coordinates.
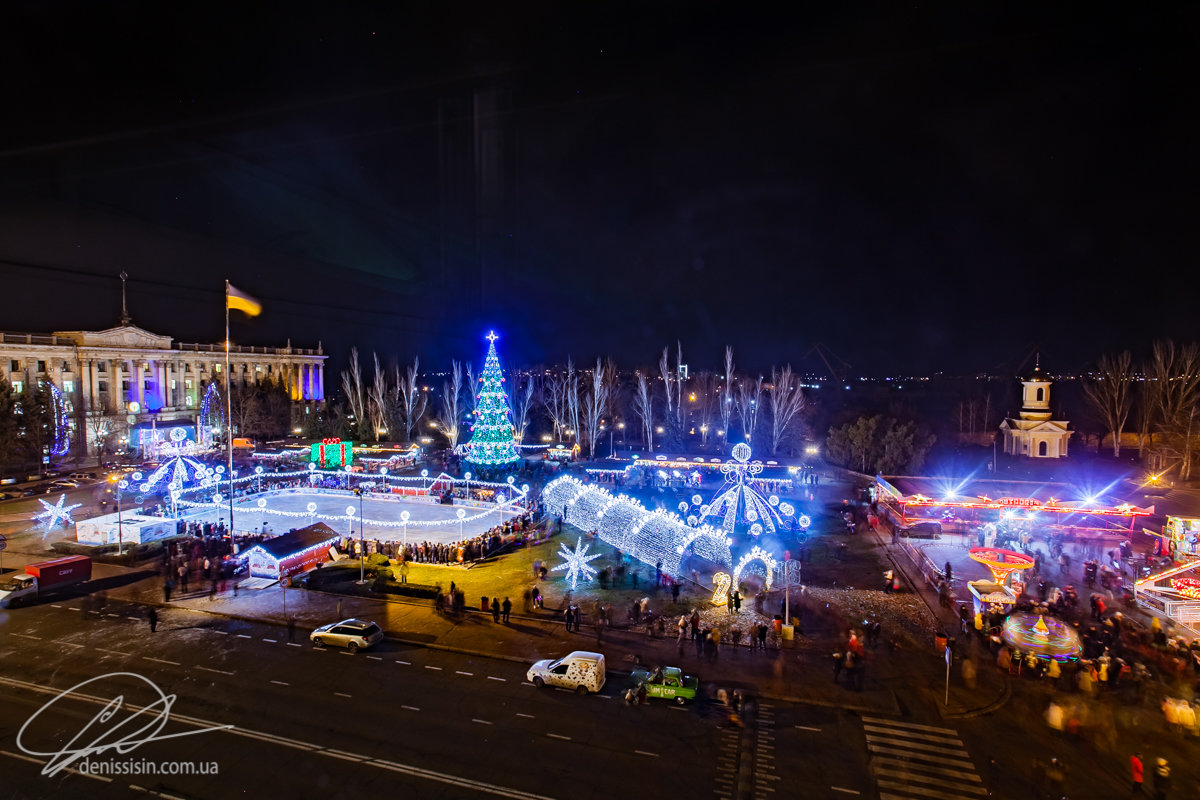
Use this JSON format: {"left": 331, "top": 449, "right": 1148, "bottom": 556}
{"left": 116, "top": 478, "right": 128, "bottom": 555}
{"left": 456, "top": 507, "right": 466, "bottom": 541}
{"left": 609, "top": 427, "right": 615, "bottom": 459}
{"left": 400, "top": 509, "right": 410, "bottom": 553}
{"left": 464, "top": 471, "right": 472, "bottom": 503}
{"left": 618, "top": 421, "right": 626, "bottom": 448}
{"left": 352, "top": 491, "right": 367, "bottom": 584}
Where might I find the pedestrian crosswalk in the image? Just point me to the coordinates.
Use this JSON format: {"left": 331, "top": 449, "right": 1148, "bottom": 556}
{"left": 861, "top": 716, "right": 987, "bottom": 800}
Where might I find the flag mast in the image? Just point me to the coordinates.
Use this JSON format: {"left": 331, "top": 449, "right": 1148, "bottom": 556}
{"left": 225, "top": 279, "right": 235, "bottom": 535}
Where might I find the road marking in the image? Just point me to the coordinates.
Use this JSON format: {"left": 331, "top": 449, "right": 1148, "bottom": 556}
{"left": 425, "top": 665, "right": 443, "bottom": 671}
{"left": 67, "top": 606, "right": 80, "bottom": 611}
{"left": 196, "top": 666, "right": 235, "bottom": 676}
{"left": 127, "top": 616, "right": 141, "bottom": 621}
{"left": 863, "top": 724, "right": 962, "bottom": 745}
{"left": 367, "top": 655, "right": 382, "bottom": 661}
{"left": 861, "top": 716, "right": 962, "bottom": 735}
{"left": 271, "top": 680, "right": 290, "bottom": 686}
{"left": 516, "top": 713, "right": 535, "bottom": 719}
{"left": 235, "top": 634, "right": 252, "bottom": 639}
{"left": 286, "top": 642, "right": 302, "bottom": 647}
{"left": 211, "top": 629, "right": 229, "bottom": 635}
{"left": 143, "top": 657, "right": 181, "bottom": 666}
{"left": 635, "top": 750, "right": 659, "bottom": 757}
{"left": 97, "top": 648, "right": 131, "bottom": 656}
{"left": 487, "top": 676, "right": 506, "bottom": 682}
{"left": 522, "top": 681, "right": 535, "bottom": 686}
{"left": 334, "top": 692, "right": 353, "bottom": 698}
{"left": 59, "top": 642, "right": 84, "bottom": 648}
{"left": 456, "top": 670, "right": 474, "bottom": 676}
{"left": 472, "top": 719, "right": 493, "bottom": 725}
{"left": 401, "top": 705, "right": 420, "bottom": 711}
{"left": 339, "top": 651, "right": 354, "bottom": 656}
{"left": 51, "top": 604, "right": 62, "bottom": 608}
{"left": 830, "top": 789, "right": 860, "bottom": 796}
{"left": 546, "top": 733, "right": 571, "bottom": 741}
{"left": 262, "top": 638, "right": 277, "bottom": 643}
{"left": 668, "top": 705, "right": 687, "bottom": 711}
{"left": 796, "top": 725, "right": 821, "bottom": 731}
{"left": 1, "top": 748, "right": 113, "bottom": 782}
{"left": 396, "top": 660, "right": 411, "bottom": 665}
{"left": 11, "top": 633, "right": 42, "bottom": 640}
{"left": 106, "top": 613, "right": 119, "bottom": 617}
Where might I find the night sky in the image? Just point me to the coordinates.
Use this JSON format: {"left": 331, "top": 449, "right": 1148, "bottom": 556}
{"left": 1, "top": 4, "right": 1196, "bottom": 378}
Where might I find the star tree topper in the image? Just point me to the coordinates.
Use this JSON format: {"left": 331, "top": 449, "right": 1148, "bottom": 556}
{"left": 551, "top": 536, "right": 602, "bottom": 590}
{"left": 34, "top": 493, "right": 83, "bottom": 530}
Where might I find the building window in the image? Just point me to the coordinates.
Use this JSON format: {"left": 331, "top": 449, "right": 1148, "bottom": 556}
{"left": 214, "top": 363, "right": 221, "bottom": 373}
{"left": 1038, "top": 441, "right": 1048, "bottom": 457}
{"left": 97, "top": 362, "right": 106, "bottom": 373}
{"left": 37, "top": 360, "right": 46, "bottom": 372}
{"left": 122, "top": 380, "right": 130, "bottom": 393}
{"left": 1036, "top": 387, "right": 1044, "bottom": 402}
{"left": 186, "top": 396, "right": 194, "bottom": 408}
{"left": 255, "top": 365, "right": 262, "bottom": 372}
{"left": 185, "top": 379, "right": 193, "bottom": 390}
{"left": 62, "top": 361, "right": 69, "bottom": 371}
{"left": 64, "top": 380, "right": 74, "bottom": 394}
{"left": 184, "top": 363, "right": 192, "bottom": 372}
{"left": 9, "top": 360, "right": 18, "bottom": 372}
{"left": 12, "top": 380, "right": 23, "bottom": 393}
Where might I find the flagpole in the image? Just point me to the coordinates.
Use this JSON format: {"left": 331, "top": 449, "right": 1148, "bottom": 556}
{"left": 225, "top": 280, "right": 235, "bottom": 537}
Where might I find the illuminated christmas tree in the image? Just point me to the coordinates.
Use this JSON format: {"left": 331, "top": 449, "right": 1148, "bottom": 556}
{"left": 464, "top": 331, "right": 520, "bottom": 467}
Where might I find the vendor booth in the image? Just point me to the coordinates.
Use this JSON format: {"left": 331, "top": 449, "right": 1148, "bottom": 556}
{"left": 76, "top": 513, "right": 177, "bottom": 546}
{"left": 242, "top": 522, "right": 339, "bottom": 580}
{"left": 1134, "top": 560, "right": 1200, "bottom": 625}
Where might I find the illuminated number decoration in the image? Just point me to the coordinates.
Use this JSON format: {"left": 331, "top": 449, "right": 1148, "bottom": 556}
{"left": 711, "top": 572, "right": 732, "bottom": 605}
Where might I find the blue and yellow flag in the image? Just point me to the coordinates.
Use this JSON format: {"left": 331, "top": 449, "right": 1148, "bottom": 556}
{"left": 226, "top": 283, "right": 262, "bottom": 317}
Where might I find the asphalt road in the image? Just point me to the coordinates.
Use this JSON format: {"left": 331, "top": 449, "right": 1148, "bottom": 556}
{"left": 0, "top": 599, "right": 883, "bottom": 800}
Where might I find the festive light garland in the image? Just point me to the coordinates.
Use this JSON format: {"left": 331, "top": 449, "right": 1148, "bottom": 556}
{"left": 465, "top": 331, "right": 520, "bottom": 466}
{"left": 198, "top": 383, "right": 224, "bottom": 442}
{"left": 46, "top": 381, "right": 70, "bottom": 457}
{"left": 693, "top": 443, "right": 794, "bottom": 536}
{"left": 732, "top": 546, "right": 778, "bottom": 591}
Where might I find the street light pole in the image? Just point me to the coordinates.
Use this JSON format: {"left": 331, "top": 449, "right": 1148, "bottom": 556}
{"left": 116, "top": 479, "right": 128, "bottom": 555}
{"left": 355, "top": 488, "right": 365, "bottom": 584}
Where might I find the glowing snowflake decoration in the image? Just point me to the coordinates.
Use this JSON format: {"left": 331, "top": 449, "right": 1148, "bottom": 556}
{"left": 34, "top": 494, "right": 82, "bottom": 530}
{"left": 551, "top": 536, "right": 602, "bottom": 590}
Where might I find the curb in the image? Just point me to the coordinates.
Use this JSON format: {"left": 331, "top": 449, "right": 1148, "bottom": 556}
{"left": 941, "top": 676, "right": 1013, "bottom": 720}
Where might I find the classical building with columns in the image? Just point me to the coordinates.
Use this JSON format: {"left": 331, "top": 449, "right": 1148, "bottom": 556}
{"left": 0, "top": 322, "right": 325, "bottom": 456}
{"left": 999, "top": 362, "right": 1072, "bottom": 459}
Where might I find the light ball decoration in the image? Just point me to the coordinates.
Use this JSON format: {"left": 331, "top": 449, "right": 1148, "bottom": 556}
{"left": 691, "top": 494, "right": 703, "bottom": 506}
{"left": 746, "top": 509, "right": 758, "bottom": 522}
{"left": 212, "top": 493, "right": 222, "bottom": 503}
{"left": 257, "top": 498, "right": 267, "bottom": 508}
{"left": 306, "top": 502, "right": 318, "bottom": 513}
{"left": 140, "top": 483, "right": 151, "bottom": 493}
{"left": 345, "top": 506, "right": 356, "bottom": 516}
{"left": 133, "top": 472, "right": 144, "bottom": 481}
{"left": 456, "top": 508, "right": 467, "bottom": 520}
{"left": 768, "top": 495, "right": 780, "bottom": 506}
{"left": 732, "top": 442, "right": 752, "bottom": 462}
{"left": 400, "top": 510, "right": 411, "bottom": 522}
{"left": 779, "top": 502, "right": 795, "bottom": 516}
{"left": 750, "top": 523, "right": 763, "bottom": 536}
{"left": 678, "top": 502, "right": 689, "bottom": 513}
{"left": 255, "top": 465, "right": 264, "bottom": 475}
{"left": 797, "top": 514, "right": 812, "bottom": 529}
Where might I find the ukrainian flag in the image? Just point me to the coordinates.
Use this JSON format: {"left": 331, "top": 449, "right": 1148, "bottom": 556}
{"left": 226, "top": 283, "right": 262, "bottom": 317}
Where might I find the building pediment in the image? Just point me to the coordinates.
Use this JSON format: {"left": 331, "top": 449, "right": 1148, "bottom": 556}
{"left": 54, "top": 325, "right": 174, "bottom": 351}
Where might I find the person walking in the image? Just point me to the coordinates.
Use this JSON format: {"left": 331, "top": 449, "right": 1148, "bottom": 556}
{"left": 1130, "top": 752, "right": 1144, "bottom": 795}
{"left": 1153, "top": 757, "right": 1171, "bottom": 799}
{"left": 565, "top": 604, "right": 575, "bottom": 632}
{"left": 501, "top": 597, "right": 512, "bottom": 623}
{"left": 163, "top": 580, "right": 172, "bottom": 603}
{"left": 148, "top": 607, "right": 158, "bottom": 633}
{"left": 491, "top": 597, "right": 501, "bottom": 623}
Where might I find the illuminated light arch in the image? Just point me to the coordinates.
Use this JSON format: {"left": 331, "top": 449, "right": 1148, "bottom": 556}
{"left": 542, "top": 476, "right": 731, "bottom": 576}
{"left": 732, "top": 546, "right": 778, "bottom": 591}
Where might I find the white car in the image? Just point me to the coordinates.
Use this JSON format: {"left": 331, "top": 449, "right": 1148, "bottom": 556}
{"left": 310, "top": 619, "right": 383, "bottom": 652}
{"left": 527, "top": 651, "right": 606, "bottom": 694}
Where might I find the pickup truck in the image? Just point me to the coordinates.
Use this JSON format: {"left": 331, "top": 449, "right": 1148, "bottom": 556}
{"left": 0, "top": 556, "right": 92, "bottom": 608}
{"left": 630, "top": 666, "right": 700, "bottom": 704}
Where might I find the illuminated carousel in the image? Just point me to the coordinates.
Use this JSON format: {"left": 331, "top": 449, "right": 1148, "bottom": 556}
{"left": 1001, "top": 613, "right": 1082, "bottom": 662}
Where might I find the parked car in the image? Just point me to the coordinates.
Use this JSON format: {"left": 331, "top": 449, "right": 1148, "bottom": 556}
{"left": 630, "top": 666, "right": 699, "bottom": 704}
{"left": 527, "top": 651, "right": 606, "bottom": 694}
{"left": 309, "top": 619, "right": 383, "bottom": 652}
{"left": 45, "top": 481, "right": 80, "bottom": 493}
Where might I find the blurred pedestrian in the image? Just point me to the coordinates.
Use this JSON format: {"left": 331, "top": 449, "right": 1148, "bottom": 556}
{"left": 287, "top": 615, "right": 296, "bottom": 643}
{"left": 1130, "top": 752, "right": 1143, "bottom": 795}
{"left": 148, "top": 607, "right": 158, "bottom": 633}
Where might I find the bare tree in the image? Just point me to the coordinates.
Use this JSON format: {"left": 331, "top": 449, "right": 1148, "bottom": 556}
{"left": 464, "top": 361, "right": 478, "bottom": 420}
{"left": 509, "top": 372, "right": 538, "bottom": 444}
{"left": 340, "top": 346, "right": 367, "bottom": 436}
{"left": 633, "top": 371, "right": 655, "bottom": 452}
{"left": 84, "top": 404, "right": 119, "bottom": 459}
{"left": 397, "top": 357, "right": 427, "bottom": 443}
{"left": 1080, "top": 351, "right": 1134, "bottom": 457}
{"left": 367, "top": 354, "right": 389, "bottom": 441}
{"left": 545, "top": 369, "right": 569, "bottom": 442}
{"left": 693, "top": 370, "right": 717, "bottom": 445}
{"left": 581, "top": 359, "right": 610, "bottom": 458}
{"left": 659, "top": 348, "right": 675, "bottom": 429}
{"left": 1148, "top": 340, "right": 1200, "bottom": 479}
{"left": 1134, "top": 377, "right": 1158, "bottom": 459}
{"left": 566, "top": 358, "right": 580, "bottom": 443}
{"left": 435, "top": 360, "right": 464, "bottom": 450}
{"left": 767, "top": 365, "right": 806, "bottom": 456}
{"left": 720, "top": 346, "right": 735, "bottom": 449}
{"left": 735, "top": 374, "right": 763, "bottom": 445}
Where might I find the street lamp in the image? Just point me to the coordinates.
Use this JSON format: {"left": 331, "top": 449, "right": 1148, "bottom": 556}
{"left": 456, "top": 507, "right": 466, "bottom": 541}
{"left": 464, "top": 471, "right": 472, "bottom": 502}
{"left": 400, "top": 509, "right": 410, "bottom": 553}
{"left": 351, "top": 491, "right": 367, "bottom": 584}
{"left": 618, "top": 421, "right": 625, "bottom": 447}
{"left": 116, "top": 478, "right": 128, "bottom": 555}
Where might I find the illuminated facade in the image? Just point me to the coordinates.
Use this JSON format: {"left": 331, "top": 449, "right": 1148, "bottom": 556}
{"left": 0, "top": 323, "right": 325, "bottom": 455}
{"left": 999, "top": 364, "right": 1072, "bottom": 458}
